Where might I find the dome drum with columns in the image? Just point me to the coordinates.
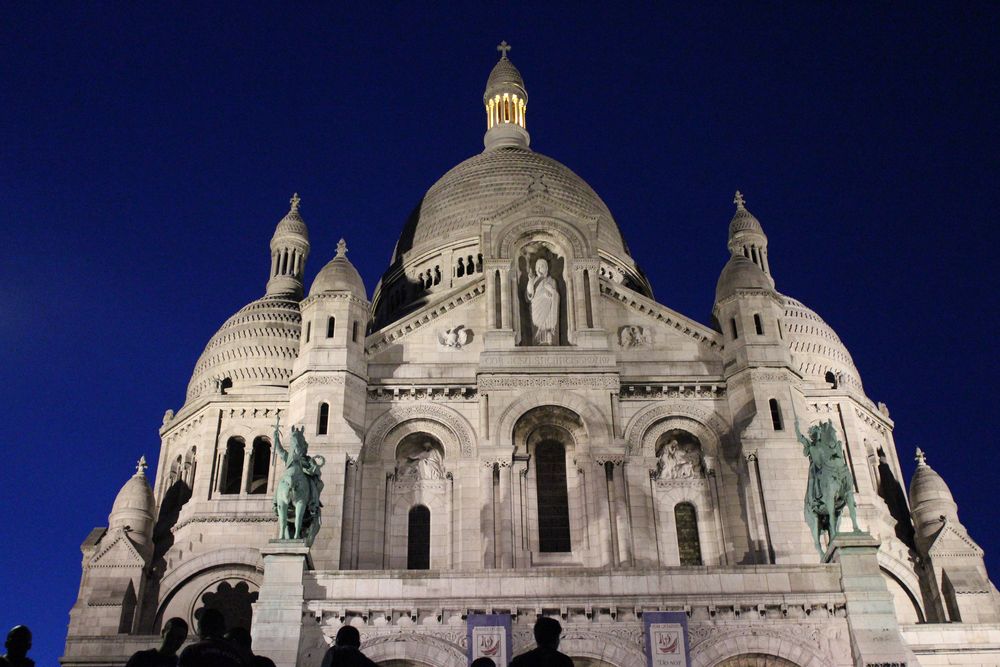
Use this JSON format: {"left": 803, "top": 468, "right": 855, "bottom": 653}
{"left": 65, "top": 44, "right": 1000, "bottom": 667}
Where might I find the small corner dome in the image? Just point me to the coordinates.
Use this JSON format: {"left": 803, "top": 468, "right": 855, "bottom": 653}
{"left": 484, "top": 52, "right": 526, "bottom": 103}
{"left": 729, "top": 205, "right": 763, "bottom": 237}
{"left": 108, "top": 458, "right": 155, "bottom": 539}
{"left": 715, "top": 255, "right": 772, "bottom": 302}
{"left": 909, "top": 453, "right": 957, "bottom": 515}
{"left": 273, "top": 194, "right": 309, "bottom": 242}
{"left": 309, "top": 239, "right": 366, "bottom": 298}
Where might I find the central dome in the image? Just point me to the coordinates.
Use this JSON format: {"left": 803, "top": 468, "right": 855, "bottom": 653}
{"left": 392, "top": 146, "right": 628, "bottom": 260}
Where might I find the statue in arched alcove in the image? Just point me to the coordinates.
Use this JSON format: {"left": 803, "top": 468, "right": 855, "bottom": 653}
{"left": 653, "top": 430, "right": 705, "bottom": 480}
{"left": 525, "top": 256, "right": 559, "bottom": 345}
{"left": 396, "top": 439, "right": 446, "bottom": 480}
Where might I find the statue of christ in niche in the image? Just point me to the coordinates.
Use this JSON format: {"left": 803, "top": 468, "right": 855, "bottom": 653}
{"left": 525, "top": 257, "right": 559, "bottom": 345}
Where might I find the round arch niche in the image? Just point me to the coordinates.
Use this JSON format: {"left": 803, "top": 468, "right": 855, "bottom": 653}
{"left": 715, "top": 654, "right": 800, "bottom": 667}
{"left": 513, "top": 405, "right": 585, "bottom": 456}
{"left": 394, "top": 433, "right": 446, "bottom": 481}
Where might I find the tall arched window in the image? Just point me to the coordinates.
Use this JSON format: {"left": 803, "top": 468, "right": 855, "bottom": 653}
{"left": 753, "top": 313, "right": 764, "bottom": 335}
{"left": 769, "top": 398, "right": 784, "bottom": 431}
{"left": 407, "top": 505, "right": 431, "bottom": 570}
{"left": 326, "top": 316, "right": 336, "bottom": 338}
{"left": 220, "top": 437, "right": 245, "bottom": 494}
{"left": 536, "top": 441, "right": 571, "bottom": 552}
{"left": 674, "top": 502, "right": 702, "bottom": 565}
{"left": 247, "top": 437, "right": 270, "bottom": 494}
{"left": 317, "top": 403, "right": 330, "bottom": 435}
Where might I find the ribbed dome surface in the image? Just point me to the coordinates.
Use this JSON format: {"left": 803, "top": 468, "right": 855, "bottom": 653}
{"left": 484, "top": 57, "right": 526, "bottom": 100}
{"left": 729, "top": 207, "right": 763, "bottom": 236}
{"left": 393, "top": 146, "right": 626, "bottom": 258}
{"left": 781, "top": 297, "right": 863, "bottom": 390}
{"left": 273, "top": 207, "right": 309, "bottom": 241}
{"left": 910, "top": 461, "right": 957, "bottom": 512}
{"left": 715, "top": 255, "right": 772, "bottom": 302}
{"left": 310, "top": 256, "right": 366, "bottom": 298}
{"left": 186, "top": 294, "right": 301, "bottom": 402}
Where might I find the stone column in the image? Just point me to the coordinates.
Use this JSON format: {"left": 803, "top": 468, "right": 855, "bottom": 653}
{"left": 825, "top": 532, "right": 916, "bottom": 666}
{"left": 252, "top": 540, "right": 311, "bottom": 667}
{"left": 481, "top": 461, "right": 496, "bottom": 568}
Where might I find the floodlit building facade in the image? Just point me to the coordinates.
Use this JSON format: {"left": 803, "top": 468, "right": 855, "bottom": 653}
{"left": 64, "top": 47, "right": 1000, "bottom": 666}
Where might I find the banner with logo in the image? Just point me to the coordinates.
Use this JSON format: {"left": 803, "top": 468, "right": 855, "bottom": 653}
{"left": 466, "top": 613, "right": 512, "bottom": 665}
{"left": 643, "top": 611, "right": 690, "bottom": 667}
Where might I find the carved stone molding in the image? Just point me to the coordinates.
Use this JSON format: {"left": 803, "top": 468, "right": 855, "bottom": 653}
{"left": 367, "top": 385, "right": 476, "bottom": 402}
{"left": 619, "top": 384, "right": 724, "bottom": 400}
{"left": 624, "top": 402, "right": 729, "bottom": 456}
{"left": 479, "top": 374, "right": 618, "bottom": 390}
{"left": 480, "top": 352, "right": 616, "bottom": 369}
{"left": 363, "top": 403, "right": 476, "bottom": 461}
{"left": 367, "top": 282, "right": 485, "bottom": 355}
{"left": 600, "top": 282, "right": 722, "bottom": 349}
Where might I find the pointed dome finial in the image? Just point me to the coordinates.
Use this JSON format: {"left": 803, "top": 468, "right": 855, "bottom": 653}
{"left": 915, "top": 447, "right": 927, "bottom": 466}
{"left": 135, "top": 455, "right": 148, "bottom": 476}
{"left": 497, "top": 40, "right": 511, "bottom": 60}
{"left": 289, "top": 192, "right": 301, "bottom": 213}
{"left": 336, "top": 238, "right": 347, "bottom": 258}
{"left": 733, "top": 190, "right": 746, "bottom": 211}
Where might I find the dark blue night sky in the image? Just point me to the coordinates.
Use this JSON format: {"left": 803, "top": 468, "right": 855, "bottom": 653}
{"left": 2, "top": 4, "right": 998, "bottom": 664}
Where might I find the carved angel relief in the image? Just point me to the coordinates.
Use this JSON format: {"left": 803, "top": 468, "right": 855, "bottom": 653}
{"left": 652, "top": 431, "right": 705, "bottom": 480}
{"left": 438, "top": 325, "right": 471, "bottom": 349}
{"left": 619, "top": 325, "right": 652, "bottom": 348}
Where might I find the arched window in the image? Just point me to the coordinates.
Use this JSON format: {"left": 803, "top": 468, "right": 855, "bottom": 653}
{"left": 753, "top": 313, "right": 764, "bottom": 335}
{"left": 305, "top": 321, "right": 311, "bottom": 343}
{"left": 247, "top": 437, "right": 270, "bottom": 494}
{"left": 730, "top": 318, "right": 739, "bottom": 340}
{"left": 536, "top": 441, "right": 571, "bottom": 552}
{"left": 220, "top": 437, "right": 245, "bottom": 494}
{"left": 674, "top": 502, "right": 702, "bottom": 565}
{"left": 407, "top": 505, "right": 431, "bottom": 570}
{"left": 326, "top": 316, "right": 335, "bottom": 338}
{"left": 317, "top": 403, "right": 330, "bottom": 435}
{"left": 769, "top": 398, "right": 784, "bottom": 431}
{"left": 352, "top": 321, "right": 359, "bottom": 343}
{"left": 456, "top": 257, "right": 465, "bottom": 277}
{"left": 825, "top": 371, "right": 838, "bottom": 388}
{"left": 184, "top": 447, "right": 197, "bottom": 488}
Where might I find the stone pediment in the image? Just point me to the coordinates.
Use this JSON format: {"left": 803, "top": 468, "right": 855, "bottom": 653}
{"left": 368, "top": 280, "right": 486, "bottom": 355}
{"left": 601, "top": 280, "right": 722, "bottom": 351}
{"left": 928, "top": 521, "right": 984, "bottom": 559}
{"left": 89, "top": 530, "right": 146, "bottom": 569}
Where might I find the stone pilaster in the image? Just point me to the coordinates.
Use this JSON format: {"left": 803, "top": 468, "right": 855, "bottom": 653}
{"left": 252, "top": 540, "right": 312, "bottom": 667}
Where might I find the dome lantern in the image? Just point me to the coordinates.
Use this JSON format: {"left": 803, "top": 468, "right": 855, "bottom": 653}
{"left": 483, "top": 41, "right": 530, "bottom": 150}
{"left": 266, "top": 193, "right": 311, "bottom": 298}
{"left": 728, "top": 191, "right": 771, "bottom": 279}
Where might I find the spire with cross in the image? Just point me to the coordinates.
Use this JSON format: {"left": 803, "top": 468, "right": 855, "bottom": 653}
{"left": 497, "top": 40, "right": 511, "bottom": 60}
{"left": 336, "top": 238, "right": 347, "bottom": 258}
{"left": 289, "top": 192, "right": 301, "bottom": 213}
{"left": 915, "top": 448, "right": 927, "bottom": 466}
{"left": 136, "top": 455, "right": 148, "bottom": 476}
{"left": 733, "top": 190, "right": 746, "bottom": 211}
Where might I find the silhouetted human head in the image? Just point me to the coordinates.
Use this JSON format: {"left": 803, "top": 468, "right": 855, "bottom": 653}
{"left": 334, "top": 625, "right": 361, "bottom": 648}
{"left": 4, "top": 626, "right": 31, "bottom": 659}
{"left": 533, "top": 616, "right": 561, "bottom": 649}
{"left": 471, "top": 658, "right": 496, "bottom": 667}
{"left": 224, "top": 627, "right": 252, "bottom": 652}
{"left": 197, "top": 608, "right": 226, "bottom": 639}
{"left": 160, "top": 617, "right": 188, "bottom": 655}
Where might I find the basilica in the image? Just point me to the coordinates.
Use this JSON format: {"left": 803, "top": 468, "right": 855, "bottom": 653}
{"left": 64, "top": 46, "right": 1000, "bottom": 666}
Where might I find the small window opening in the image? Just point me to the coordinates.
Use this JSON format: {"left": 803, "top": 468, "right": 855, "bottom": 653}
{"left": 326, "top": 316, "right": 335, "bottom": 338}
{"left": 456, "top": 258, "right": 465, "bottom": 277}
{"left": 825, "top": 371, "right": 838, "bottom": 389}
{"left": 407, "top": 505, "right": 431, "bottom": 570}
{"left": 352, "top": 321, "right": 359, "bottom": 343}
{"left": 769, "top": 398, "right": 784, "bottom": 431}
{"left": 754, "top": 313, "right": 764, "bottom": 336}
{"left": 220, "top": 437, "right": 245, "bottom": 494}
{"left": 675, "top": 502, "right": 703, "bottom": 565}
{"left": 730, "top": 318, "right": 739, "bottom": 339}
{"left": 247, "top": 437, "right": 270, "bottom": 494}
{"left": 317, "top": 402, "right": 330, "bottom": 435}
{"left": 305, "top": 321, "right": 311, "bottom": 343}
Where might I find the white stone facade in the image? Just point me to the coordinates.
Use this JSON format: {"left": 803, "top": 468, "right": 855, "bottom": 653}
{"left": 64, "top": 50, "right": 1000, "bottom": 667}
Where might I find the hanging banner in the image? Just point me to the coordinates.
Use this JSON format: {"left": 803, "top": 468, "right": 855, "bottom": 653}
{"left": 643, "top": 611, "right": 691, "bottom": 667}
{"left": 466, "top": 613, "right": 512, "bottom": 665}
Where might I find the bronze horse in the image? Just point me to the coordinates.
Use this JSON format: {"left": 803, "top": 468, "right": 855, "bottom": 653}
{"left": 273, "top": 424, "right": 324, "bottom": 544}
{"left": 796, "top": 418, "right": 859, "bottom": 557}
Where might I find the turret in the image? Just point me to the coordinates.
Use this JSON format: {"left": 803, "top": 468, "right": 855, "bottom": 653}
{"left": 909, "top": 448, "right": 1000, "bottom": 623}
{"left": 728, "top": 190, "right": 772, "bottom": 281}
{"left": 108, "top": 456, "right": 156, "bottom": 552}
{"left": 483, "top": 41, "right": 530, "bottom": 151}
{"left": 266, "top": 193, "right": 311, "bottom": 298}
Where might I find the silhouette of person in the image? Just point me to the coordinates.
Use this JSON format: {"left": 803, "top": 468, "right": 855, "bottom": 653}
{"left": 471, "top": 658, "right": 497, "bottom": 667}
{"left": 178, "top": 609, "right": 246, "bottom": 667}
{"left": 126, "top": 617, "right": 189, "bottom": 667}
{"left": 509, "top": 617, "right": 573, "bottom": 667}
{"left": 0, "top": 626, "right": 34, "bottom": 667}
{"left": 224, "top": 628, "right": 276, "bottom": 667}
{"left": 320, "top": 626, "right": 378, "bottom": 667}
